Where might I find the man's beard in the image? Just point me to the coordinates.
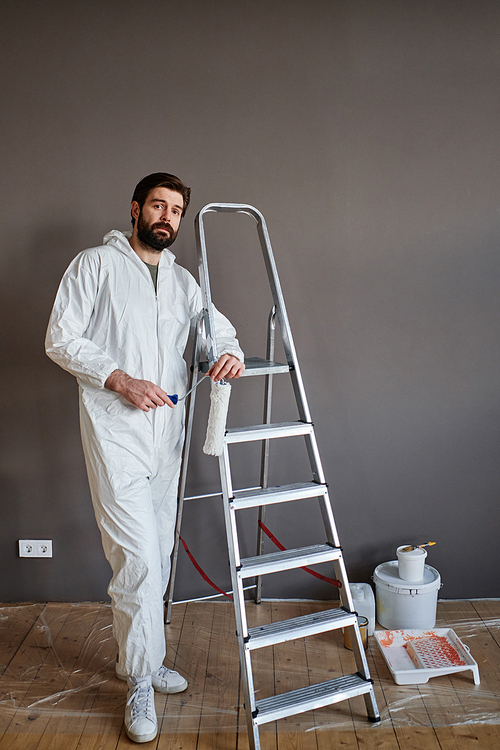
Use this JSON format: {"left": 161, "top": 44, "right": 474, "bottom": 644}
{"left": 136, "top": 212, "right": 178, "bottom": 252}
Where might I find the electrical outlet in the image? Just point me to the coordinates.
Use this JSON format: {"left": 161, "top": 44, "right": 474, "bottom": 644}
{"left": 18, "top": 540, "right": 53, "bottom": 558}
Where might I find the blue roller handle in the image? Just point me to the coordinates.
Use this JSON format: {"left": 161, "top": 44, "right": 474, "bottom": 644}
{"left": 167, "top": 375, "right": 209, "bottom": 406}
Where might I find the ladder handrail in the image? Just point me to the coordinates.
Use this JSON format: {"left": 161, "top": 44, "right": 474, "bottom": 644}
{"left": 164, "top": 313, "right": 205, "bottom": 625}
{"left": 195, "top": 203, "right": 312, "bottom": 425}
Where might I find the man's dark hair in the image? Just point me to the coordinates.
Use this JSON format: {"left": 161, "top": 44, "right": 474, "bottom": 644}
{"left": 131, "top": 172, "right": 191, "bottom": 226}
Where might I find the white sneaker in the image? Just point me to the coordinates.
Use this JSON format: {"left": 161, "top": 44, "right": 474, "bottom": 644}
{"left": 125, "top": 676, "right": 157, "bottom": 744}
{"left": 151, "top": 664, "right": 188, "bottom": 694}
{"left": 117, "top": 662, "right": 188, "bottom": 694}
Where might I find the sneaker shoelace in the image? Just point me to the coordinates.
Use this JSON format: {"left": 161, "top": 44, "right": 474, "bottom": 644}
{"left": 156, "top": 665, "right": 173, "bottom": 679}
{"left": 127, "top": 683, "right": 154, "bottom": 721}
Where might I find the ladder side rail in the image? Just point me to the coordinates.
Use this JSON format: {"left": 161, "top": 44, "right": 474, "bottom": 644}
{"left": 219, "top": 447, "right": 241, "bottom": 569}
{"left": 303, "top": 427, "right": 342, "bottom": 545}
{"left": 347, "top": 622, "right": 374, "bottom": 684}
{"left": 165, "top": 315, "right": 205, "bottom": 623}
{"left": 303, "top": 437, "right": 324, "bottom": 486}
{"left": 195, "top": 210, "right": 219, "bottom": 367}
{"left": 195, "top": 203, "right": 255, "bottom": 641}
{"left": 260, "top": 306, "right": 277, "bottom": 489}
{"left": 255, "top": 306, "right": 277, "bottom": 604}
{"left": 253, "top": 217, "right": 312, "bottom": 425}
{"left": 332, "top": 554, "right": 355, "bottom": 613}
{"left": 218, "top": 445, "right": 259, "bottom": 743}
{"left": 328, "top": 554, "right": 377, "bottom": 690}
{"left": 254, "top": 215, "right": 342, "bottom": 525}
{"left": 254, "top": 215, "right": 343, "bottom": 539}
{"left": 317, "top": 491, "right": 341, "bottom": 549}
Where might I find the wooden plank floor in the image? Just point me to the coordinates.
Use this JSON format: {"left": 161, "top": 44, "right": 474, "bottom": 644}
{"left": 0, "top": 599, "right": 498, "bottom": 748}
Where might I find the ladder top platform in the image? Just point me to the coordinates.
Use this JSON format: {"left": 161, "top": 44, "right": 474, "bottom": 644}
{"left": 200, "top": 356, "right": 290, "bottom": 376}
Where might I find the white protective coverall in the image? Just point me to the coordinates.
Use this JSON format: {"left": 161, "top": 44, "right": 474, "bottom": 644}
{"left": 45, "top": 230, "right": 243, "bottom": 678}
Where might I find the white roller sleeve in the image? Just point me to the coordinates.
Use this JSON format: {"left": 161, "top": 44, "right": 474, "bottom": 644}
{"left": 203, "top": 381, "right": 232, "bottom": 456}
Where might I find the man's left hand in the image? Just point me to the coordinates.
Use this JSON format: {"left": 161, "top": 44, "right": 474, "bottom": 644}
{"left": 207, "top": 354, "right": 245, "bottom": 382}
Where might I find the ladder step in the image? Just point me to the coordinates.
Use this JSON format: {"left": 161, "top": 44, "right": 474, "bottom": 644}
{"left": 200, "top": 356, "right": 289, "bottom": 376}
{"left": 254, "top": 673, "right": 376, "bottom": 725}
{"left": 232, "top": 482, "right": 327, "bottom": 510}
{"left": 241, "top": 356, "right": 290, "bottom": 376}
{"left": 239, "top": 543, "right": 341, "bottom": 578}
{"left": 225, "top": 422, "right": 313, "bottom": 443}
{"left": 247, "top": 608, "right": 356, "bottom": 650}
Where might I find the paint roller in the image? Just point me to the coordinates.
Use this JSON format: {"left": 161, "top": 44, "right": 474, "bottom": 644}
{"left": 202, "top": 379, "right": 231, "bottom": 456}
{"left": 168, "top": 374, "right": 231, "bottom": 457}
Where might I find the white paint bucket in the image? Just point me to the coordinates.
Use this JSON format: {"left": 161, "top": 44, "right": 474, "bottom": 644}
{"left": 373, "top": 561, "right": 441, "bottom": 630}
{"left": 396, "top": 545, "right": 427, "bottom": 581}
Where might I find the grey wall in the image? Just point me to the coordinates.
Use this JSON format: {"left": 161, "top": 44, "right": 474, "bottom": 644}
{"left": 1, "top": 0, "right": 499, "bottom": 602}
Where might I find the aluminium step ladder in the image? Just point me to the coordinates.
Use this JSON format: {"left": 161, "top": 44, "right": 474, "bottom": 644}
{"left": 165, "top": 204, "right": 380, "bottom": 750}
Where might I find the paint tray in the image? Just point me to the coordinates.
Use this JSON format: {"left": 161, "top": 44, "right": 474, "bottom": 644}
{"left": 374, "top": 628, "right": 480, "bottom": 685}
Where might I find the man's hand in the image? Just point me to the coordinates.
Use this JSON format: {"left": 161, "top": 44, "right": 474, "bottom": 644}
{"left": 207, "top": 354, "right": 245, "bottom": 382}
{"left": 105, "top": 370, "right": 175, "bottom": 411}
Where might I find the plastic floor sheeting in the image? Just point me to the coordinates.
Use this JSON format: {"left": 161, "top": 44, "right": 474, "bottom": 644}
{"left": 0, "top": 599, "right": 498, "bottom": 739}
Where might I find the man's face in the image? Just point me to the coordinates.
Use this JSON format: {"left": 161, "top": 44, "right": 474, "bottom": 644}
{"left": 132, "top": 187, "right": 184, "bottom": 252}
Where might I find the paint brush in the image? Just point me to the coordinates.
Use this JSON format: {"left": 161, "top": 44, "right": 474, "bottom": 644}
{"left": 401, "top": 542, "right": 436, "bottom": 552}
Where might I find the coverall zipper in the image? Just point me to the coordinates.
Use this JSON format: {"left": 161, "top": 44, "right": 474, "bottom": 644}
{"left": 153, "top": 269, "right": 162, "bottom": 449}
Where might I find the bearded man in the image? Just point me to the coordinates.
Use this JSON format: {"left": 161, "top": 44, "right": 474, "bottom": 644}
{"left": 46, "top": 172, "right": 244, "bottom": 743}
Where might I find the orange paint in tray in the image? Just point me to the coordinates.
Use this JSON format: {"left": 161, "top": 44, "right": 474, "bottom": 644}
{"left": 404, "top": 634, "right": 466, "bottom": 668}
{"left": 374, "top": 628, "right": 480, "bottom": 685}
